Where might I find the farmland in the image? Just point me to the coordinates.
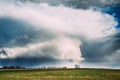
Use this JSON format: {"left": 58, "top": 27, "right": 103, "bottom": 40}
{"left": 0, "top": 68, "right": 120, "bottom": 80}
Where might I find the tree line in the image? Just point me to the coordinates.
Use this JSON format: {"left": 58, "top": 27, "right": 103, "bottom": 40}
{"left": 1, "top": 66, "right": 25, "bottom": 69}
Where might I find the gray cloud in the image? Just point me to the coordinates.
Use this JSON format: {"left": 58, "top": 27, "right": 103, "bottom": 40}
{"left": 0, "top": 17, "right": 56, "bottom": 47}
{"left": 0, "top": 56, "right": 58, "bottom": 67}
{"left": 81, "top": 32, "right": 120, "bottom": 67}
{"left": 5, "top": 0, "right": 120, "bottom": 9}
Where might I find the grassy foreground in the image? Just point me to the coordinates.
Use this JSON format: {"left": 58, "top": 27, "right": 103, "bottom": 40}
{"left": 0, "top": 68, "right": 120, "bottom": 80}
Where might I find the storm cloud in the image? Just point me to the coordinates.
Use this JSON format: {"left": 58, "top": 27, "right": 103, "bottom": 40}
{"left": 0, "top": 0, "right": 120, "bottom": 68}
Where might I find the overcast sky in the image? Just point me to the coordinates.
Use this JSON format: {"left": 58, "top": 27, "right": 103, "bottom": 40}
{"left": 0, "top": 0, "right": 120, "bottom": 69}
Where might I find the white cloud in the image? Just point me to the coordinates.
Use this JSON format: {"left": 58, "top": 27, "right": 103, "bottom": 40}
{"left": 0, "top": 2, "right": 117, "bottom": 39}
{"left": 51, "top": 36, "right": 84, "bottom": 61}
{"left": 1, "top": 42, "right": 48, "bottom": 58}
{"left": 1, "top": 36, "right": 84, "bottom": 64}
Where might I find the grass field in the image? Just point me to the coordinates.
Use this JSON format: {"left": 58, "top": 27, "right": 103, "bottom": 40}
{"left": 0, "top": 68, "right": 120, "bottom": 80}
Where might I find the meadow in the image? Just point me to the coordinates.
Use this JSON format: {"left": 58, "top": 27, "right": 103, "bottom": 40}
{"left": 0, "top": 68, "right": 120, "bottom": 80}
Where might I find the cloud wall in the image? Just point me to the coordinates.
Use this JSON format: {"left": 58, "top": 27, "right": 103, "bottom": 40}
{"left": 0, "top": 1, "right": 119, "bottom": 68}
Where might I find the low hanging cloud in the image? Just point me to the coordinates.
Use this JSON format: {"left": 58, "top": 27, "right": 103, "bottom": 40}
{"left": 1, "top": 36, "right": 83, "bottom": 60}
{"left": 0, "top": 1, "right": 119, "bottom": 68}
{"left": 0, "top": 36, "right": 83, "bottom": 67}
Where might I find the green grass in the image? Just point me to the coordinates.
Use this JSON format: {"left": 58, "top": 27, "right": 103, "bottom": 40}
{"left": 0, "top": 68, "right": 120, "bottom": 80}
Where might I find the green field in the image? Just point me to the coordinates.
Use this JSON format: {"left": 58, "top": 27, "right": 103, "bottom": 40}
{"left": 0, "top": 68, "right": 120, "bottom": 80}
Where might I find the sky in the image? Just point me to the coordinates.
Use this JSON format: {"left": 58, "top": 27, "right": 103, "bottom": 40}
{"left": 0, "top": 0, "right": 120, "bottom": 69}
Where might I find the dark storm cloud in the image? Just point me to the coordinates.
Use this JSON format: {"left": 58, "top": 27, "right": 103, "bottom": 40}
{"left": 81, "top": 32, "right": 120, "bottom": 66}
{"left": 0, "top": 17, "right": 55, "bottom": 47}
{"left": 0, "top": 17, "right": 34, "bottom": 47}
{"left": 10, "top": 0, "right": 120, "bottom": 9}
{"left": 0, "top": 56, "right": 58, "bottom": 67}
{"left": 0, "top": 17, "right": 57, "bottom": 66}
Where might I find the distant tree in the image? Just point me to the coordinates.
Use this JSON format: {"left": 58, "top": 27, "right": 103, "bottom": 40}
{"left": 62, "top": 67, "right": 67, "bottom": 69}
{"left": 2, "top": 66, "right": 25, "bottom": 69}
{"left": 9, "top": 66, "right": 15, "bottom": 69}
{"left": 16, "top": 66, "right": 21, "bottom": 69}
{"left": 3, "top": 66, "right": 8, "bottom": 69}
